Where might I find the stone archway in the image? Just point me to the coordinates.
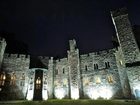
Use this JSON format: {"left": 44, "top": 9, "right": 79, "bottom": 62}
{"left": 26, "top": 68, "right": 48, "bottom": 100}
{"left": 33, "top": 70, "right": 43, "bottom": 100}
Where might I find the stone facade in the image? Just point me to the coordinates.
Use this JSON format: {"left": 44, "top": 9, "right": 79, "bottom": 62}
{"left": 0, "top": 7, "right": 140, "bottom": 100}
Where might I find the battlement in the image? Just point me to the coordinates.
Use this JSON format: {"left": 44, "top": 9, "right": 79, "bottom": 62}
{"left": 80, "top": 49, "right": 116, "bottom": 59}
{"left": 111, "top": 7, "right": 128, "bottom": 17}
{"left": 55, "top": 58, "right": 68, "bottom": 63}
{"left": 4, "top": 53, "right": 30, "bottom": 59}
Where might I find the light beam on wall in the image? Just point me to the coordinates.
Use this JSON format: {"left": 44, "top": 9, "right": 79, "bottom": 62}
{"left": 54, "top": 88, "right": 65, "bottom": 99}
{"left": 42, "top": 88, "right": 48, "bottom": 100}
{"left": 87, "top": 86, "right": 113, "bottom": 100}
{"left": 71, "top": 87, "right": 79, "bottom": 100}
{"left": 26, "top": 89, "right": 34, "bottom": 100}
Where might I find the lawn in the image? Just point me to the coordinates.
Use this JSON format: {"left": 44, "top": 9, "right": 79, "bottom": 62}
{"left": 0, "top": 99, "right": 140, "bottom": 105}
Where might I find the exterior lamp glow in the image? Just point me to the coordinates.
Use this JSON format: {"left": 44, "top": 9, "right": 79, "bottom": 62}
{"left": 71, "top": 87, "right": 79, "bottom": 100}
{"left": 55, "top": 88, "right": 65, "bottom": 99}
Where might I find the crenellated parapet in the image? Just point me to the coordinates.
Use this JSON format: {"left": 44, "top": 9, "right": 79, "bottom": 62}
{"left": 4, "top": 53, "right": 30, "bottom": 59}
{"left": 2, "top": 53, "right": 30, "bottom": 73}
{"left": 80, "top": 48, "right": 117, "bottom": 73}
{"left": 111, "top": 7, "right": 128, "bottom": 18}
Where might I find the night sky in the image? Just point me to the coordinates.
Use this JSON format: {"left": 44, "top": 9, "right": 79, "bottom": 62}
{"left": 0, "top": 0, "right": 140, "bottom": 57}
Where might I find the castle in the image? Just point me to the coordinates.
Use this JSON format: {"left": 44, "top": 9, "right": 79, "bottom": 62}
{"left": 0, "top": 7, "right": 140, "bottom": 100}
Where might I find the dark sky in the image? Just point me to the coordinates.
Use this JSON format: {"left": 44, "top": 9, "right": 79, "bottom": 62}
{"left": 0, "top": 0, "right": 140, "bottom": 57}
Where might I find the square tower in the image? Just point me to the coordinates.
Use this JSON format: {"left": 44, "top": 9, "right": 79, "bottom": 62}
{"left": 111, "top": 7, "right": 140, "bottom": 64}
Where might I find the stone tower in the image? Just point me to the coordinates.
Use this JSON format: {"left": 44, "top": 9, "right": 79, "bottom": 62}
{"left": 0, "top": 38, "right": 6, "bottom": 68}
{"left": 47, "top": 57, "right": 54, "bottom": 98}
{"left": 111, "top": 7, "right": 140, "bottom": 64}
{"left": 67, "top": 39, "right": 81, "bottom": 99}
{"left": 111, "top": 8, "right": 140, "bottom": 99}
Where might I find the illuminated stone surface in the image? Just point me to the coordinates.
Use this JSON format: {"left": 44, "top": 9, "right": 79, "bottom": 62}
{"left": 0, "top": 7, "right": 140, "bottom": 100}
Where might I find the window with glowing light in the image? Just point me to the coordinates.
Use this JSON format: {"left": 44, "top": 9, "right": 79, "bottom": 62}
{"left": 107, "top": 75, "right": 113, "bottom": 83}
{"left": 0, "top": 72, "right": 6, "bottom": 86}
{"left": 120, "top": 60, "right": 123, "bottom": 65}
{"left": 10, "top": 72, "right": 16, "bottom": 86}
{"left": 36, "top": 77, "right": 41, "bottom": 89}
{"left": 95, "top": 77, "right": 101, "bottom": 84}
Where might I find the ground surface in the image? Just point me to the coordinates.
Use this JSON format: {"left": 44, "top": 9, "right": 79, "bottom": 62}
{"left": 0, "top": 99, "right": 140, "bottom": 105}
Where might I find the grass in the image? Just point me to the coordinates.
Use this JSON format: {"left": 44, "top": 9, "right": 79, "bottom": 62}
{"left": 0, "top": 99, "right": 140, "bottom": 105}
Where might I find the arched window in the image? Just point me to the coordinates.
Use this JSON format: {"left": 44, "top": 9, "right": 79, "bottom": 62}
{"left": 107, "top": 75, "right": 113, "bottom": 83}
{"left": 94, "top": 64, "right": 98, "bottom": 69}
{"left": 36, "top": 77, "right": 41, "bottom": 89}
{"left": 105, "top": 62, "right": 110, "bottom": 68}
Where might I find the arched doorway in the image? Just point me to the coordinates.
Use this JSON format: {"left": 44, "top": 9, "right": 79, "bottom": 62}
{"left": 33, "top": 70, "right": 43, "bottom": 100}
{"left": 26, "top": 68, "right": 48, "bottom": 100}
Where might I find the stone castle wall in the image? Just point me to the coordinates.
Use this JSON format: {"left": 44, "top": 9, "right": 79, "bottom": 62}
{"left": 53, "top": 58, "right": 69, "bottom": 98}
{"left": 80, "top": 48, "right": 123, "bottom": 98}
{"left": 0, "top": 53, "right": 30, "bottom": 100}
{"left": 1, "top": 7, "right": 140, "bottom": 100}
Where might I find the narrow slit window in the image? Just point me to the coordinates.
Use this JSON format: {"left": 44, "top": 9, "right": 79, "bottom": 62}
{"left": 85, "top": 65, "right": 88, "bottom": 71}
{"left": 107, "top": 62, "right": 110, "bottom": 68}
{"left": 63, "top": 68, "right": 65, "bottom": 74}
{"left": 105, "top": 62, "right": 108, "bottom": 68}
{"left": 10, "top": 73, "right": 16, "bottom": 86}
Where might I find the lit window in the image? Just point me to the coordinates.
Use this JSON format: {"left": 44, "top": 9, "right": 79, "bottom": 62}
{"left": 120, "top": 60, "right": 123, "bottom": 65}
{"left": 10, "top": 72, "right": 16, "bottom": 85}
{"left": 96, "top": 77, "right": 101, "bottom": 84}
{"left": 36, "top": 77, "right": 41, "bottom": 89}
{"left": 0, "top": 72, "right": 6, "bottom": 86}
{"left": 108, "top": 75, "right": 113, "bottom": 83}
{"left": 63, "top": 79, "right": 67, "bottom": 87}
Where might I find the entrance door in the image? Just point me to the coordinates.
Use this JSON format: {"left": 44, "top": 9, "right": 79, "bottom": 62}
{"left": 33, "top": 70, "right": 43, "bottom": 100}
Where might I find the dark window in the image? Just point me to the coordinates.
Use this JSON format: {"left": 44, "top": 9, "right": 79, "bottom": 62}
{"left": 107, "top": 62, "right": 110, "bottom": 68}
{"left": 94, "top": 64, "right": 98, "bottom": 69}
{"left": 105, "top": 62, "right": 110, "bottom": 68}
{"left": 63, "top": 68, "right": 65, "bottom": 74}
{"left": 85, "top": 65, "right": 88, "bottom": 71}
